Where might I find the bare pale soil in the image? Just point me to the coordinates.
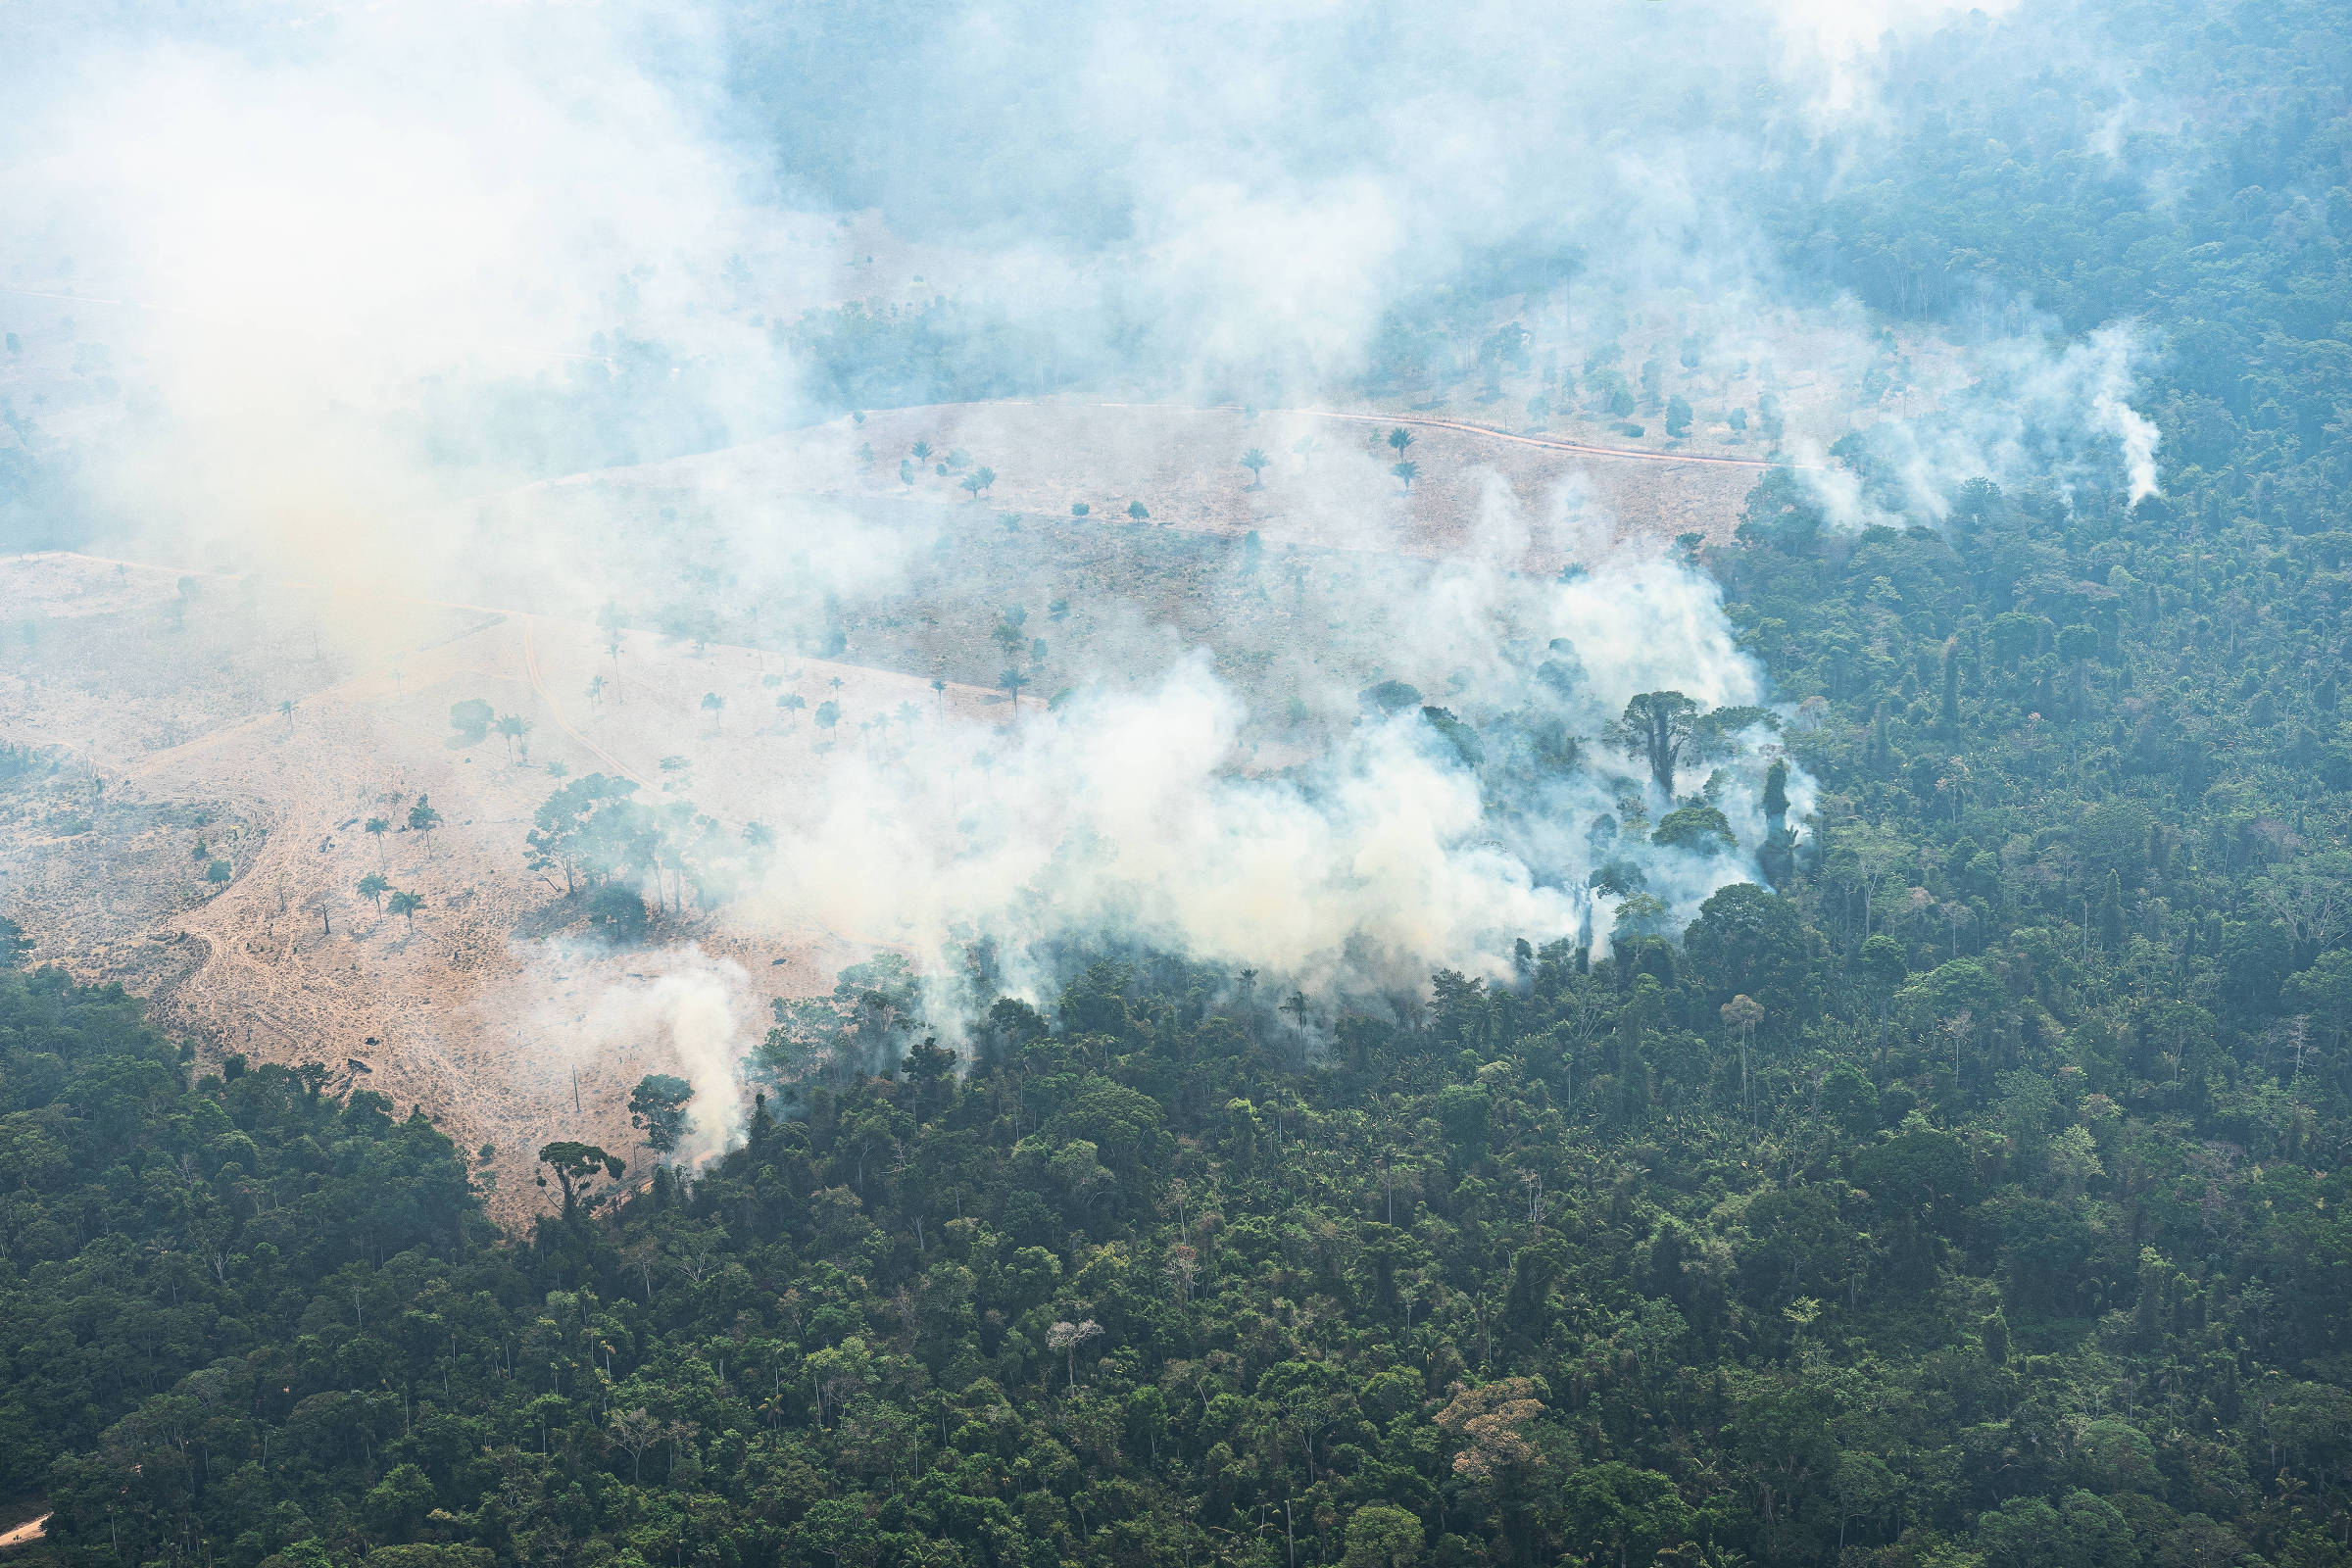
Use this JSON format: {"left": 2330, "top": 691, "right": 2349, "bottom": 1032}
{"left": 0, "top": 554, "right": 994, "bottom": 1217}
{"left": 594, "top": 398, "right": 1765, "bottom": 568}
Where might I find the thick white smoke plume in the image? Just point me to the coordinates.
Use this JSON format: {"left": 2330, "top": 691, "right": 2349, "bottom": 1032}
{"left": 518, "top": 946, "right": 760, "bottom": 1168}
{"left": 1792, "top": 322, "right": 2164, "bottom": 528}
{"left": 735, "top": 547, "right": 1808, "bottom": 1020}
{"left": 0, "top": 0, "right": 2160, "bottom": 1132}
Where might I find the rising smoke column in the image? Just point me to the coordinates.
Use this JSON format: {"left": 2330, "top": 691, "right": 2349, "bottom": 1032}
{"left": 729, "top": 548, "right": 1811, "bottom": 1026}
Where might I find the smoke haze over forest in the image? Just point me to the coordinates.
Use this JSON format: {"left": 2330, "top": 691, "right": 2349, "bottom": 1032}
{"left": 0, "top": 0, "right": 2175, "bottom": 1038}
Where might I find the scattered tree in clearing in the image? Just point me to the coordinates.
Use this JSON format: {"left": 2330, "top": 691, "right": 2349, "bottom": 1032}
{"left": 777, "top": 692, "right": 807, "bottom": 728}
{"left": 386, "top": 890, "right": 423, "bottom": 931}
{"left": 408, "top": 796, "right": 443, "bottom": 857}
{"left": 1392, "top": 460, "right": 1419, "bottom": 490}
{"left": 700, "top": 692, "right": 725, "bottom": 729}
{"left": 628, "top": 1073, "right": 696, "bottom": 1157}
{"left": 365, "top": 817, "right": 390, "bottom": 869}
{"left": 1241, "top": 448, "right": 1269, "bottom": 489}
{"left": 991, "top": 607, "right": 1028, "bottom": 664}
{"left": 1387, "top": 426, "right": 1414, "bottom": 459}
{"left": 1127, "top": 500, "right": 1149, "bottom": 520}
{"left": 278, "top": 699, "right": 296, "bottom": 725}
{"left": 358, "top": 871, "right": 389, "bottom": 910}
{"left": 999, "top": 665, "right": 1030, "bottom": 716}
{"left": 974, "top": 466, "right": 995, "bottom": 495}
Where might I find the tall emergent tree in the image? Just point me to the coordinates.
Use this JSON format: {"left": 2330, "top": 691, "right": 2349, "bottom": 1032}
{"left": 627, "top": 1074, "right": 696, "bottom": 1157}
{"left": 1611, "top": 690, "right": 1701, "bottom": 797}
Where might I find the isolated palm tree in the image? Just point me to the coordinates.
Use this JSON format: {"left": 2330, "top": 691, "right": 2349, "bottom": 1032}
{"left": 1388, "top": 426, "right": 1414, "bottom": 459}
{"left": 365, "top": 817, "right": 390, "bottom": 870}
{"left": 1241, "top": 448, "right": 1269, "bottom": 489}
{"left": 408, "top": 796, "right": 443, "bottom": 858}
